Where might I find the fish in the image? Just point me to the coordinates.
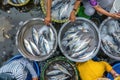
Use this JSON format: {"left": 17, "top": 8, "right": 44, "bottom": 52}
{"left": 51, "top": 10, "right": 59, "bottom": 19}
{"left": 82, "top": 23, "right": 90, "bottom": 32}
{"left": 24, "top": 39, "right": 35, "bottom": 56}
{"left": 50, "top": 74, "right": 66, "bottom": 80}
{"left": 38, "top": 25, "right": 49, "bottom": 35}
{"left": 112, "top": 33, "right": 120, "bottom": 45}
{"left": 33, "top": 0, "right": 39, "bottom": 5}
{"left": 102, "top": 40, "right": 111, "bottom": 53}
{"left": 29, "top": 40, "right": 40, "bottom": 55}
{"left": 62, "top": 40, "right": 68, "bottom": 47}
{"left": 47, "top": 70, "right": 62, "bottom": 76}
{"left": 11, "top": 0, "right": 26, "bottom": 4}
{"left": 53, "top": 64, "right": 71, "bottom": 76}
{"left": 52, "top": 0, "right": 63, "bottom": 10}
{"left": 49, "top": 28, "right": 55, "bottom": 41}
{"left": 71, "top": 46, "right": 89, "bottom": 58}
{"left": 43, "top": 38, "right": 51, "bottom": 54}
{"left": 73, "top": 37, "right": 92, "bottom": 52}
{"left": 63, "top": 31, "right": 79, "bottom": 41}
{"left": 32, "top": 28, "right": 39, "bottom": 46}
{"left": 66, "top": 34, "right": 83, "bottom": 47}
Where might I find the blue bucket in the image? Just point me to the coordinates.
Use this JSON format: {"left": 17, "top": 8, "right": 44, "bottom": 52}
{"left": 6, "top": 55, "right": 40, "bottom": 80}
{"left": 107, "top": 62, "right": 120, "bottom": 80}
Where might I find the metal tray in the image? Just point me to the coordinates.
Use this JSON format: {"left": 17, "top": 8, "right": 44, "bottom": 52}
{"left": 16, "top": 18, "right": 57, "bottom": 61}
{"left": 58, "top": 17, "right": 101, "bottom": 62}
{"left": 100, "top": 18, "right": 120, "bottom": 60}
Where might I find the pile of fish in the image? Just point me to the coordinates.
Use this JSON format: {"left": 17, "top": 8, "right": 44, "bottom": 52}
{"left": 101, "top": 20, "right": 120, "bottom": 55}
{"left": 46, "top": 63, "right": 71, "bottom": 80}
{"left": 24, "top": 25, "right": 55, "bottom": 56}
{"left": 51, "top": 0, "right": 75, "bottom": 20}
{"left": 61, "top": 23, "right": 94, "bottom": 58}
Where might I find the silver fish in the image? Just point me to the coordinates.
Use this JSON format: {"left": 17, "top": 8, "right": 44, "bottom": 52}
{"left": 24, "top": 39, "right": 35, "bottom": 56}
{"left": 50, "top": 74, "right": 66, "bottom": 80}
{"left": 43, "top": 38, "right": 51, "bottom": 54}
{"left": 73, "top": 38, "right": 92, "bottom": 52}
{"left": 82, "top": 23, "right": 90, "bottom": 32}
{"left": 59, "top": 3, "right": 69, "bottom": 19}
{"left": 52, "top": 0, "right": 63, "bottom": 10}
{"left": 11, "top": 0, "right": 26, "bottom": 4}
{"left": 38, "top": 25, "right": 49, "bottom": 35}
{"left": 63, "top": 31, "right": 79, "bottom": 41}
{"left": 102, "top": 40, "right": 111, "bottom": 53}
{"left": 52, "top": 10, "right": 59, "bottom": 19}
{"left": 66, "top": 34, "right": 83, "bottom": 47}
{"left": 71, "top": 46, "right": 89, "bottom": 58}
{"left": 79, "top": 47, "right": 96, "bottom": 59}
{"left": 29, "top": 40, "right": 40, "bottom": 55}
{"left": 53, "top": 64, "right": 71, "bottom": 76}
{"left": 32, "top": 28, "right": 39, "bottom": 46}
{"left": 49, "top": 28, "right": 54, "bottom": 41}
{"left": 112, "top": 33, "right": 120, "bottom": 44}
{"left": 47, "top": 70, "right": 62, "bottom": 76}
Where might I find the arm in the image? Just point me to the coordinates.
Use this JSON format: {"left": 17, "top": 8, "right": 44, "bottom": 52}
{"left": 110, "top": 69, "right": 119, "bottom": 78}
{"left": 44, "top": 0, "right": 52, "bottom": 25}
{"left": 93, "top": 5, "right": 120, "bottom": 19}
{"left": 69, "top": 0, "right": 81, "bottom": 22}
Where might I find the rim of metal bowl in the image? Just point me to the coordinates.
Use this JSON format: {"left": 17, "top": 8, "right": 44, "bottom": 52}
{"left": 99, "top": 18, "right": 120, "bottom": 60}
{"left": 7, "top": 0, "right": 30, "bottom": 7}
{"left": 16, "top": 18, "right": 57, "bottom": 61}
{"left": 58, "top": 17, "right": 101, "bottom": 62}
{"left": 40, "top": 0, "right": 78, "bottom": 23}
{"left": 40, "top": 56, "right": 79, "bottom": 80}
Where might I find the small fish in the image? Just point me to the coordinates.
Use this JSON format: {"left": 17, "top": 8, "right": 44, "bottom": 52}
{"left": 38, "top": 25, "right": 49, "bottom": 35}
{"left": 71, "top": 46, "right": 89, "bottom": 58}
{"left": 50, "top": 74, "right": 66, "bottom": 80}
{"left": 49, "top": 28, "right": 54, "bottom": 41}
{"left": 63, "top": 31, "right": 79, "bottom": 41}
{"left": 52, "top": 0, "right": 63, "bottom": 9}
{"left": 53, "top": 64, "right": 71, "bottom": 76}
{"left": 29, "top": 40, "right": 40, "bottom": 55}
{"left": 32, "top": 28, "right": 39, "bottom": 46}
{"left": 73, "top": 37, "right": 92, "bottom": 52}
{"left": 79, "top": 47, "right": 96, "bottom": 59}
{"left": 112, "top": 33, "right": 120, "bottom": 45}
{"left": 24, "top": 39, "right": 35, "bottom": 56}
{"left": 43, "top": 38, "right": 51, "bottom": 54}
{"left": 47, "top": 70, "right": 62, "bottom": 76}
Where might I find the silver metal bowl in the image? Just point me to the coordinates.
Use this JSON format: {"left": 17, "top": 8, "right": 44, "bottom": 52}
{"left": 100, "top": 18, "right": 120, "bottom": 60}
{"left": 16, "top": 18, "right": 57, "bottom": 61}
{"left": 58, "top": 17, "right": 101, "bottom": 62}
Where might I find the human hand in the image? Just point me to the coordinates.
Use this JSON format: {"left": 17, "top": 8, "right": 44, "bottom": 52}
{"left": 32, "top": 77, "right": 38, "bottom": 80}
{"left": 111, "top": 13, "right": 120, "bottom": 19}
{"left": 44, "top": 17, "right": 51, "bottom": 25}
{"left": 69, "top": 10, "right": 76, "bottom": 22}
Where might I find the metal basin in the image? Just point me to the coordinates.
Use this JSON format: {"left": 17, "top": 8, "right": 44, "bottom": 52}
{"left": 40, "top": 56, "right": 78, "bottom": 80}
{"left": 100, "top": 18, "right": 120, "bottom": 60}
{"left": 16, "top": 18, "right": 57, "bottom": 61}
{"left": 58, "top": 17, "right": 101, "bottom": 62}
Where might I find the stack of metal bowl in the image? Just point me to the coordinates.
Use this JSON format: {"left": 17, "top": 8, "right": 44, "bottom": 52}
{"left": 16, "top": 18, "right": 57, "bottom": 61}
{"left": 58, "top": 17, "right": 101, "bottom": 62}
{"left": 100, "top": 18, "right": 120, "bottom": 60}
{"left": 40, "top": 56, "right": 78, "bottom": 80}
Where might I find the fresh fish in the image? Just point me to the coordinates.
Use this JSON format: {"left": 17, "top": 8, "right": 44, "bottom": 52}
{"left": 79, "top": 47, "right": 96, "bottom": 59}
{"left": 52, "top": 0, "right": 63, "bottom": 10}
{"left": 38, "top": 25, "right": 49, "bottom": 35}
{"left": 11, "top": 0, "right": 26, "bottom": 4}
{"left": 50, "top": 74, "right": 66, "bottom": 80}
{"left": 24, "top": 39, "right": 35, "bottom": 56}
{"left": 52, "top": 10, "right": 59, "bottom": 19}
{"left": 29, "top": 40, "right": 40, "bottom": 55}
{"left": 59, "top": 3, "right": 69, "bottom": 19}
{"left": 47, "top": 70, "right": 62, "bottom": 76}
{"left": 66, "top": 34, "right": 83, "bottom": 47}
{"left": 33, "top": 0, "right": 39, "bottom": 5}
{"left": 62, "top": 40, "right": 68, "bottom": 47}
{"left": 63, "top": 31, "right": 79, "bottom": 41}
{"left": 43, "top": 38, "right": 51, "bottom": 54}
{"left": 107, "top": 40, "right": 120, "bottom": 53}
{"left": 112, "top": 33, "right": 120, "bottom": 45}
{"left": 32, "top": 28, "right": 39, "bottom": 46}
{"left": 73, "top": 37, "right": 92, "bottom": 52}
{"left": 71, "top": 46, "right": 89, "bottom": 58}
{"left": 102, "top": 40, "right": 111, "bottom": 53}
{"left": 49, "top": 28, "right": 54, "bottom": 41}
{"left": 82, "top": 23, "right": 90, "bottom": 32}
{"left": 53, "top": 64, "right": 71, "bottom": 76}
